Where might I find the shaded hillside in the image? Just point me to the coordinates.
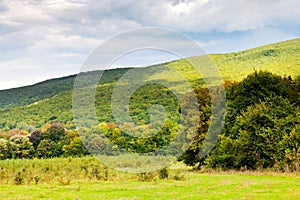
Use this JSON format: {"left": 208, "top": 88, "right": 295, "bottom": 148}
{"left": 0, "top": 68, "right": 130, "bottom": 109}
{"left": 0, "top": 74, "right": 76, "bottom": 109}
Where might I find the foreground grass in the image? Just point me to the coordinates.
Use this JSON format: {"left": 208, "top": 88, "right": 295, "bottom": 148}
{"left": 1, "top": 172, "right": 299, "bottom": 200}
{"left": 0, "top": 157, "right": 299, "bottom": 199}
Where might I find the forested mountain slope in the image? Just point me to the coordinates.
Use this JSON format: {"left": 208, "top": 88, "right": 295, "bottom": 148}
{"left": 0, "top": 38, "right": 299, "bottom": 130}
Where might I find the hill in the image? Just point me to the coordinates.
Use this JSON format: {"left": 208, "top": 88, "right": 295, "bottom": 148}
{"left": 0, "top": 68, "right": 131, "bottom": 109}
{"left": 168, "top": 38, "right": 300, "bottom": 81}
{"left": 0, "top": 38, "right": 299, "bottom": 130}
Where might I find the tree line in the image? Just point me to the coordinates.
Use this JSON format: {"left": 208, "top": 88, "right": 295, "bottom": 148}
{"left": 0, "top": 71, "right": 299, "bottom": 171}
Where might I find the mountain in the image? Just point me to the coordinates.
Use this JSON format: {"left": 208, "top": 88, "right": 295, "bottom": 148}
{"left": 0, "top": 68, "right": 131, "bottom": 109}
{"left": 0, "top": 38, "right": 299, "bottom": 131}
{"left": 167, "top": 38, "right": 300, "bottom": 82}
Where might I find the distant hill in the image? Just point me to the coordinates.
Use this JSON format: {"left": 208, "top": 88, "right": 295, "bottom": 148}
{"left": 0, "top": 38, "right": 299, "bottom": 130}
{"left": 0, "top": 68, "right": 131, "bottom": 109}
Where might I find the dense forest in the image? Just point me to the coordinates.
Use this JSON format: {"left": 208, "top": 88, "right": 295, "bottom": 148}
{"left": 0, "top": 70, "right": 299, "bottom": 171}
{"left": 0, "top": 39, "right": 299, "bottom": 172}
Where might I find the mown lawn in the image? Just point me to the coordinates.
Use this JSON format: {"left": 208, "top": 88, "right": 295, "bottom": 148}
{"left": 1, "top": 172, "right": 299, "bottom": 200}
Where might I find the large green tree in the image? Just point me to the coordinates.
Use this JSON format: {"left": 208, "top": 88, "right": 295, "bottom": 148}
{"left": 207, "top": 97, "right": 299, "bottom": 170}
{"left": 36, "top": 123, "right": 69, "bottom": 158}
{"left": 224, "top": 71, "right": 299, "bottom": 138}
{"left": 178, "top": 87, "right": 211, "bottom": 168}
{"left": 205, "top": 71, "right": 300, "bottom": 171}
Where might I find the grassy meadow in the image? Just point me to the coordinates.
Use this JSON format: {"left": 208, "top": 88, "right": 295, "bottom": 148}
{"left": 0, "top": 39, "right": 299, "bottom": 199}
{"left": 0, "top": 156, "right": 299, "bottom": 200}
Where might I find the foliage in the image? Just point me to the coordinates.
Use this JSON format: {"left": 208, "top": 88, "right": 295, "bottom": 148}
{"left": 223, "top": 71, "right": 299, "bottom": 138}
{"left": 79, "top": 119, "right": 180, "bottom": 156}
{"left": 0, "top": 139, "right": 10, "bottom": 159}
{"left": 209, "top": 97, "right": 299, "bottom": 170}
{"left": 178, "top": 87, "right": 211, "bottom": 168}
{"left": 0, "top": 70, "right": 299, "bottom": 172}
{"left": 0, "top": 123, "right": 90, "bottom": 160}
{"left": 0, "top": 39, "right": 299, "bottom": 172}
{"left": 204, "top": 72, "right": 300, "bottom": 171}
{"left": 28, "top": 130, "right": 42, "bottom": 149}
{"left": 9, "top": 135, "right": 34, "bottom": 159}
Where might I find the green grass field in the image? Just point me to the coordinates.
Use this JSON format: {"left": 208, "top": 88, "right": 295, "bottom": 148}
{"left": 0, "top": 157, "right": 299, "bottom": 200}
{"left": 1, "top": 172, "right": 299, "bottom": 200}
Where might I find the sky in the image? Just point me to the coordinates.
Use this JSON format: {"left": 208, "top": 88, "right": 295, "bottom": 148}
{"left": 0, "top": 0, "right": 300, "bottom": 90}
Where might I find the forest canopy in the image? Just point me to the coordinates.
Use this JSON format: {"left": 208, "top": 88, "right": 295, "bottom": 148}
{"left": 0, "top": 71, "right": 299, "bottom": 172}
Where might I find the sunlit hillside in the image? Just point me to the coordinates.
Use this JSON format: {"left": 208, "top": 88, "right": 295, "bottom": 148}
{"left": 0, "top": 38, "right": 299, "bottom": 130}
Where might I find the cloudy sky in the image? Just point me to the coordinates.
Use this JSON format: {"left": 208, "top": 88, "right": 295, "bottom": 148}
{"left": 0, "top": 0, "right": 300, "bottom": 89}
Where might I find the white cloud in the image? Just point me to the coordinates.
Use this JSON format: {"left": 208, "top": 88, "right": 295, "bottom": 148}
{"left": 139, "top": 0, "right": 300, "bottom": 32}
{"left": 0, "top": 0, "right": 299, "bottom": 89}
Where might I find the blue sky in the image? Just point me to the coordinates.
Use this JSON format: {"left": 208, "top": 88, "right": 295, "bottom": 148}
{"left": 0, "top": 0, "right": 300, "bottom": 89}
